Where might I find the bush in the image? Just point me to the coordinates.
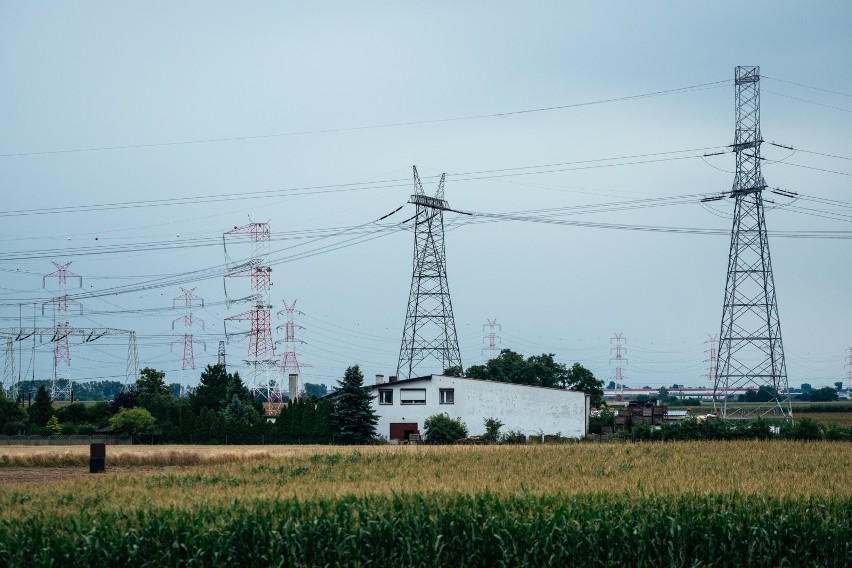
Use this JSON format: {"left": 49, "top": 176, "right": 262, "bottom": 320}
{"left": 481, "top": 418, "right": 503, "bottom": 443}
{"left": 424, "top": 413, "right": 468, "bottom": 443}
{"left": 500, "top": 429, "right": 527, "bottom": 444}
{"left": 790, "top": 417, "right": 824, "bottom": 441}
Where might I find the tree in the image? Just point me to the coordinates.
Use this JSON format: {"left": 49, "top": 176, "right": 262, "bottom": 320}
{"left": 46, "top": 415, "right": 61, "bottom": 435}
{"left": 135, "top": 368, "right": 170, "bottom": 397}
{"left": 482, "top": 417, "right": 503, "bottom": 443}
{"left": 330, "top": 365, "right": 378, "bottom": 444}
{"left": 800, "top": 383, "right": 812, "bottom": 395}
{"left": 564, "top": 363, "right": 605, "bottom": 405}
{"left": 0, "top": 391, "right": 28, "bottom": 435}
{"left": 424, "top": 413, "right": 468, "bottom": 443}
{"left": 303, "top": 382, "right": 328, "bottom": 399}
{"left": 835, "top": 382, "right": 844, "bottom": 392}
{"left": 191, "top": 364, "right": 253, "bottom": 412}
{"left": 808, "top": 386, "right": 839, "bottom": 402}
{"left": 739, "top": 385, "right": 777, "bottom": 403}
{"left": 108, "top": 390, "right": 139, "bottom": 414}
{"left": 443, "top": 365, "right": 464, "bottom": 377}
{"left": 607, "top": 381, "right": 616, "bottom": 390}
{"left": 109, "top": 407, "right": 159, "bottom": 439}
{"left": 28, "top": 385, "right": 54, "bottom": 428}
{"left": 465, "top": 349, "right": 568, "bottom": 388}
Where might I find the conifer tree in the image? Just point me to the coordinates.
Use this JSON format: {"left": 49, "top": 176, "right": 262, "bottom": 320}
{"left": 330, "top": 365, "right": 378, "bottom": 444}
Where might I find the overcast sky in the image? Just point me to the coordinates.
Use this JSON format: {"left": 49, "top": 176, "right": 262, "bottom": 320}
{"left": 1, "top": 1, "right": 850, "bottom": 392}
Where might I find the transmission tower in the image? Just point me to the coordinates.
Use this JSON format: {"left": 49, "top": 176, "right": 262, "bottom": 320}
{"left": 223, "top": 221, "right": 277, "bottom": 402}
{"left": 396, "top": 166, "right": 462, "bottom": 381}
{"left": 704, "top": 334, "right": 719, "bottom": 390}
{"left": 610, "top": 333, "right": 627, "bottom": 401}
{"left": 714, "top": 66, "right": 792, "bottom": 420}
{"left": 3, "top": 338, "right": 15, "bottom": 399}
{"left": 217, "top": 340, "right": 226, "bottom": 368}
{"left": 172, "top": 288, "right": 205, "bottom": 378}
{"left": 43, "top": 262, "right": 82, "bottom": 400}
{"left": 845, "top": 346, "right": 852, "bottom": 387}
{"left": 481, "top": 319, "right": 502, "bottom": 359}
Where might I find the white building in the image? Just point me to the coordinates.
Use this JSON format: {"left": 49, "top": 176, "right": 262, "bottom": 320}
{"left": 369, "top": 374, "right": 590, "bottom": 442}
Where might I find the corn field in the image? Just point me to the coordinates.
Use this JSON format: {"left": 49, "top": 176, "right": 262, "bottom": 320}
{"left": 1, "top": 442, "right": 850, "bottom": 566}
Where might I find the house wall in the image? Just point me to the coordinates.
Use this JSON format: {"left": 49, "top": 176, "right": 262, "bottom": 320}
{"left": 372, "top": 375, "right": 589, "bottom": 440}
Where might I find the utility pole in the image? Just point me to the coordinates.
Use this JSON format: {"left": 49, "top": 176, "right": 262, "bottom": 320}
{"left": 223, "top": 221, "right": 277, "bottom": 403}
{"left": 705, "top": 334, "right": 718, "bottom": 391}
{"left": 217, "top": 340, "right": 226, "bottom": 369}
{"left": 481, "top": 319, "right": 502, "bottom": 359}
{"left": 845, "top": 346, "right": 852, "bottom": 388}
{"left": 275, "top": 299, "right": 306, "bottom": 410}
{"left": 172, "top": 288, "right": 205, "bottom": 380}
{"left": 610, "top": 333, "right": 627, "bottom": 401}
{"left": 714, "top": 66, "right": 792, "bottom": 420}
{"left": 42, "top": 262, "right": 82, "bottom": 400}
{"left": 397, "top": 166, "right": 462, "bottom": 381}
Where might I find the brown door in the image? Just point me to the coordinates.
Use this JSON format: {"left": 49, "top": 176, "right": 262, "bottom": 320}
{"left": 390, "top": 422, "right": 418, "bottom": 441}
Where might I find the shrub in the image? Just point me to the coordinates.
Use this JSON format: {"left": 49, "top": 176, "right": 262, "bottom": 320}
{"left": 481, "top": 418, "right": 503, "bottom": 443}
{"left": 424, "top": 413, "right": 468, "bottom": 443}
{"left": 499, "top": 429, "right": 527, "bottom": 444}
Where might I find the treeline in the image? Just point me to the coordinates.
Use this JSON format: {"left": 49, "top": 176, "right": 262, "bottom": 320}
{"left": 0, "top": 364, "right": 339, "bottom": 444}
{"left": 623, "top": 417, "right": 852, "bottom": 442}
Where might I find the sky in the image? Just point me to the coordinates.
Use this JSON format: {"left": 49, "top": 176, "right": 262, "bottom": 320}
{"left": 1, "top": 1, "right": 850, "bottom": 393}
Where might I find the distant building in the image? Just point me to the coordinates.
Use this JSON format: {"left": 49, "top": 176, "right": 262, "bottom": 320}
{"left": 369, "top": 374, "right": 589, "bottom": 442}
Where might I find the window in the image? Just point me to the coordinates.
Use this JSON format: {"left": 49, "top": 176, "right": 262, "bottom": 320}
{"left": 440, "top": 388, "right": 455, "bottom": 404}
{"left": 400, "top": 388, "right": 426, "bottom": 405}
{"left": 378, "top": 389, "right": 393, "bottom": 405}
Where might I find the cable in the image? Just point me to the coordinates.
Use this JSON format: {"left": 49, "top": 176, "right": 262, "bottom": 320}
{"left": 762, "top": 75, "right": 852, "bottom": 99}
{"left": 0, "top": 80, "right": 730, "bottom": 158}
{"left": 765, "top": 90, "right": 852, "bottom": 114}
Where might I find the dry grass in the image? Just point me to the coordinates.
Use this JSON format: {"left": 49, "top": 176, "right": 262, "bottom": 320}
{"left": 0, "top": 441, "right": 849, "bottom": 520}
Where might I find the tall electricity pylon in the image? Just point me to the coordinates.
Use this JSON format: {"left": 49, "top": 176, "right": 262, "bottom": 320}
{"left": 714, "top": 66, "right": 791, "bottom": 421}
{"left": 610, "top": 333, "right": 627, "bottom": 401}
{"left": 397, "top": 166, "right": 462, "bottom": 381}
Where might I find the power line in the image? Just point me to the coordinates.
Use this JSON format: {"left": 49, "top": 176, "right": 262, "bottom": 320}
{"left": 0, "top": 80, "right": 730, "bottom": 158}
{"left": 763, "top": 75, "right": 852, "bottom": 99}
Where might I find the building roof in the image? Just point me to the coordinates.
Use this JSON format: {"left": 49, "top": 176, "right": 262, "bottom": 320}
{"left": 372, "top": 374, "right": 589, "bottom": 395}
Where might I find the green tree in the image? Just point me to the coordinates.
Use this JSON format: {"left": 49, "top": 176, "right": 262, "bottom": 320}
{"left": 330, "top": 365, "right": 378, "bottom": 444}
{"left": 0, "top": 391, "right": 28, "bottom": 434}
{"left": 135, "top": 367, "right": 170, "bottom": 397}
{"left": 303, "top": 383, "right": 328, "bottom": 399}
{"left": 46, "top": 415, "right": 61, "bottom": 435}
{"left": 564, "top": 363, "right": 604, "bottom": 405}
{"left": 482, "top": 417, "right": 503, "bottom": 443}
{"left": 28, "top": 385, "right": 54, "bottom": 428}
{"left": 109, "top": 407, "right": 159, "bottom": 439}
{"left": 465, "top": 349, "right": 568, "bottom": 388}
{"left": 808, "top": 386, "right": 839, "bottom": 402}
{"left": 191, "top": 364, "right": 253, "bottom": 412}
{"left": 424, "top": 413, "right": 468, "bottom": 443}
{"left": 443, "top": 365, "right": 464, "bottom": 377}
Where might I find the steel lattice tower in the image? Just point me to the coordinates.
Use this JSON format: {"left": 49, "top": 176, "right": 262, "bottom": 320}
{"left": 481, "top": 319, "right": 502, "bottom": 358}
{"left": 704, "top": 334, "right": 719, "bottom": 389}
{"left": 3, "top": 338, "right": 14, "bottom": 399}
{"left": 845, "top": 346, "right": 851, "bottom": 387}
{"left": 223, "top": 221, "right": 277, "bottom": 401}
{"left": 217, "top": 340, "right": 227, "bottom": 368}
{"left": 610, "top": 333, "right": 627, "bottom": 401}
{"left": 172, "top": 288, "right": 205, "bottom": 377}
{"left": 714, "top": 66, "right": 791, "bottom": 420}
{"left": 397, "top": 166, "right": 462, "bottom": 381}
{"left": 43, "top": 262, "right": 82, "bottom": 400}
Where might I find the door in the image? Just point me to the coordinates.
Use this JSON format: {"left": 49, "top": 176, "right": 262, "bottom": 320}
{"left": 389, "top": 422, "right": 418, "bottom": 441}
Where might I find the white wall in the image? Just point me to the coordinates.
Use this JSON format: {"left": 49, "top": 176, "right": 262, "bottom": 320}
{"left": 372, "top": 375, "right": 590, "bottom": 440}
